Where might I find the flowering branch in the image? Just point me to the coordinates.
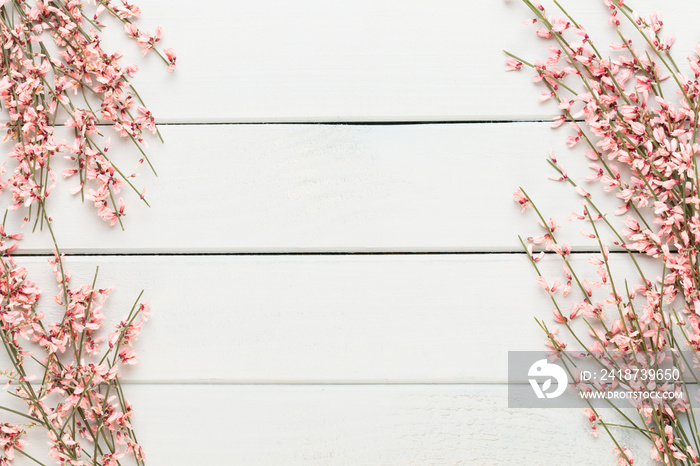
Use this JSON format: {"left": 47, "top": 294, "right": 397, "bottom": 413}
{"left": 509, "top": 0, "right": 700, "bottom": 464}
{"left": 0, "top": 0, "right": 174, "bottom": 464}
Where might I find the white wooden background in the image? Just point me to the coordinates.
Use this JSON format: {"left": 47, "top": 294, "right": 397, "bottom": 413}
{"left": 10, "top": 0, "right": 700, "bottom": 464}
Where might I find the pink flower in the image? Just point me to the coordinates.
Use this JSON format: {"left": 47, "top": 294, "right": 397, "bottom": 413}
{"left": 505, "top": 57, "right": 522, "bottom": 71}
{"left": 164, "top": 48, "right": 177, "bottom": 72}
{"left": 614, "top": 448, "right": 634, "bottom": 465}
{"left": 513, "top": 188, "right": 531, "bottom": 211}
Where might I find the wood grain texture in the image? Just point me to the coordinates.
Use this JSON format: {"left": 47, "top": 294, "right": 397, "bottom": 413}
{"left": 4, "top": 253, "right": 658, "bottom": 383}
{"left": 9, "top": 122, "right": 628, "bottom": 253}
{"left": 5, "top": 385, "right": 656, "bottom": 466}
{"left": 80, "top": 0, "right": 700, "bottom": 122}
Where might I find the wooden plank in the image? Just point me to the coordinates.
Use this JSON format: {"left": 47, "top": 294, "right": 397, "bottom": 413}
{"left": 75, "top": 0, "right": 700, "bottom": 122}
{"left": 8, "top": 122, "right": 628, "bottom": 253}
{"left": 2, "top": 253, "right": 658, "bottom": 383}
{"left": 2, "top": 385, "right": 654, "bottom": 465}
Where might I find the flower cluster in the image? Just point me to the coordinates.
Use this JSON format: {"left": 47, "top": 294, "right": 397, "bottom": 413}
{"left": 509, "top": 0, "right": 700, "bottom": 464}
{"left": 0, "top": 0, "right": 172, "bottom": 464}
{"left": 0, "top": 221, "right": 151, "bottom": 465}
{"left": 0, "top": 0, "right": 175, "bottom": 228}
{"left": 18, "top": 254, "right": 149, "bottom": 465}
{"left": 0, "top": 423, "right": 27, "bottom": 464}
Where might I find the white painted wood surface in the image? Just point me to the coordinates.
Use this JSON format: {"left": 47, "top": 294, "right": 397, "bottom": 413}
{"left": 100, "top": 0, "right": 700, "bottom": 122}
{"left": 14, "top": 122, "right": 624, "bottom": 253}
{"left": 6, "top": 386, "right": 655, "bottom": 466}
{"left": 91, "top": 0, "right": 700, "bottom": 122}
{"left": 5, "top": 254, "right": 658, "bottom": 384}
{"left": 7, "top": 0, "right": 694, "bottom": 464}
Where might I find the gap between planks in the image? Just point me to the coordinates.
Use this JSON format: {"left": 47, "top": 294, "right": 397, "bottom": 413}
{"left": 95, "top": 119, "right": 583, "bottom": 126}
{"left": 7, "top": 251, "right": 634, "bottom": 257}
{"left": 11, "top": 251, "right": 528, "bottom": 257}
{"left": 89, "top": 380, "right": 700, "bottom": 386}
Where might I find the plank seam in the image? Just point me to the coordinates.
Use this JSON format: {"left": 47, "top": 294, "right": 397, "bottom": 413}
{"left": 112, "top": 381, "right": 700, "bottom": 386}
{"left": 84, "top": 119, "right": 584, "bottom": 127}
{"left": 9, "top": 250, "right": 632, "bottom": 257}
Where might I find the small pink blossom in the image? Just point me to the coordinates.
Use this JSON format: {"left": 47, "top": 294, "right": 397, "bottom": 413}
{"left": 513, "top": 188, "right": 531, "bottom": 211}
{"left": 505, "top": 57, "right": 523, "bottom": 71}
